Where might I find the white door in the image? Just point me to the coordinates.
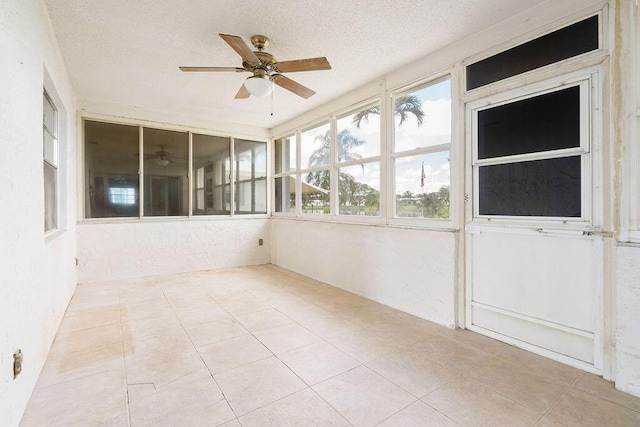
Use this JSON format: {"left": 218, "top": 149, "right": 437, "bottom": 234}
{"left": 465, "top": 72, "right": 603, "bottom": 372}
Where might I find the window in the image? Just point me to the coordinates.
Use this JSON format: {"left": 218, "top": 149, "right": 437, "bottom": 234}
{"left": 336, "top": 103, "right": 381, "bottom": 216}
{"left": 43, "top": 90, "right": 58, "bottom": 232}
{"left": 466, "top": 15, "right": 599, "bottom": 90}
{"left": 472, "top": 81, "right": 589, "bottom": 220}
{"left": 84, "top": 121, "right": 140, "bottom": 218}
{"left": 84, "top": 120, "right": 267, "bottom": 218}
{"left": 274, "top": 135, "right": 296, "bottom": 213}
{"left": 300, "top": 123, "right": 331, "bottom": 214}
{"left": 393, "top": 78, "right": 451, "bottom": 219}
{"left": 193, "top": 134, "right": 230, "bottom": 215}
{"left": 234, "top": 139, "right": 267, "bottom": 214}
{"left": 108, "top": 187, "right": 136, "bottom": 205}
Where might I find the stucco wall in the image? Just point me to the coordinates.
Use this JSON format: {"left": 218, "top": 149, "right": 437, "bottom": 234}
{"left": 615, "top": 245, "right": 640, "bottom": 396}
{"left": 271, "top": 218, "right": 457, "bottom": 326}
{"left": 0, "top": 1, "right": 78, "bottom": 426}
{"left": 77, "top": 219, "right": 271, "bottom": 283}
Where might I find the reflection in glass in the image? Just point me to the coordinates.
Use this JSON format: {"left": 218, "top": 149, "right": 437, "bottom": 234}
{"left": 143, "top": 128, "right": 189, "bottom": 216}
{"left": 234, "top": 139, "right": 267, "bottom": 214}
{"left": 303, "top": 169, "right": 330, "bottom": 214}
{"left": 395, "top": 151, "right": 450, "bottom": 219}
{"left": 394, "top": 79, "right": 451, "bottom": 153}
{"left": 192, "top": 134, "right": 230, "bottom": 215}
{"left": 300, "top": 123, "right": 330, "bottom": 170}
{"left": 338, "top": 162, "right": 380, "bottom": 216}
{"left": 275, "top": 135, "right": 296, "bottom": 173}
{"left": 84, "top": 120, "right": 140, "bottom": 218}
{"left": 274, "top": 177, "right": 296, "bottom": 213}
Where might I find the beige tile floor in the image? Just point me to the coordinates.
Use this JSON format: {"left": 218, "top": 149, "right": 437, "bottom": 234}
{"left": 21, "top": 265, "right": 640, "bottom": 427}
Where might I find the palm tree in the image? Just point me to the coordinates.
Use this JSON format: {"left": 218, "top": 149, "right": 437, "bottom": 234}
{"left": 307, "top": 129, "right": 366, "bottom": 187}
{"left": 352, "top": 94, "right": 425, "bottom": 128}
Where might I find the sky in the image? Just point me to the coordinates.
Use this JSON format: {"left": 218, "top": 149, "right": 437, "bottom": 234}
{"left": 293, "top": 78, "right": 451, "bottom": 195}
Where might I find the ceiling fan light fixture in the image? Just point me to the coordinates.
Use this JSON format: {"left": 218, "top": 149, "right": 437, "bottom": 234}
{"left": 155, "top": 158, "right": 170, "bottom": 167}
{"left": 244, "top": 75, "right": 273, "bottom": 97}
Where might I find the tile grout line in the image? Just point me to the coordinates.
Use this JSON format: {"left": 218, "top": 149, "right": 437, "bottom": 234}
{"left": 161, "top": 287, "right": 241, "bottom": 423}
{"left": 118, "top": 285, "right": 133, "bottom": 427}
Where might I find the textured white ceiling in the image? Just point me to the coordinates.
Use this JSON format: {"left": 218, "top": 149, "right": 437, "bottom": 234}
{"left": 45, "top": 0, "right": 542, "bottom": 130}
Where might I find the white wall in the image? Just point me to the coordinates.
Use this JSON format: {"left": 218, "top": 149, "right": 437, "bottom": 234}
{"left": 271, "top": 219, "right": 457, "bottom": 326}
{"left": 615, "top": 245, "right": 640, "bottom": 397}
{"left": 0, "top": 1, "right": 77, "bottom": 426}
{"left": 77, "top": 219, "right": 270, "bottom": 283}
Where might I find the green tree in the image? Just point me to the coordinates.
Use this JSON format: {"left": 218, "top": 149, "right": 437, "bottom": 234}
{"left": 306, "top": 129, "right": 366, "bottom": 188}
{"left": 352, "top": 94, "right": 425, "bottom": 128}
{"left": 419, "top": 186, "right": 450, "bottom": 218}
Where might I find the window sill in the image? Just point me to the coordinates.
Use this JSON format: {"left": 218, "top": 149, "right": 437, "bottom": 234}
{"left": 271, "top": 213, "right": 457, "bottom": 232}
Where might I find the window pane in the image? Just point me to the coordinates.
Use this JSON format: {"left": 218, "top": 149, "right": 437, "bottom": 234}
{"left": 275, "top": 135, "right": 296, "bottom": 173}
{"left": 274, "top": 176, "right": 296, "bottom": 213}
{"left": 478, "top": 86, "right": 580, "bottom": 159}
{"left": 302, "top": 169, "right": 330, "bottom": 214}
{"left": 193, "top": 134, "right": 230, "bottom": 215}
{"left": 395, "top": 79, "right": 451, "bottom": 152}
{"left": 234, "top": 139, "right": 267, "bottom": 214}
{"left": 43, "top": 129, "right": 57, "bottom": 166}
{"left": 84, "top": 121, "right": 140, "bottom": 218}
{"left": 300, "top": 123, "right": 330, "bottom": 170}
{"left": 467, "top": 16, "right": 598, "bottom": 90}
{"left": 337, "top": 104, "right": 380, "bottom": 160}
{"left": 395, "top": 151, "right": 450, "bottom": 218}
{"left": 108, "top": 187, "right": 136, "bottom": 205}
{"left": 338, "top": 162, "right": 380, "bottom": 216}
{"left": 43, "top": 93, "right": 56, "bottom": 134}
{"left": 478, "top": 156, "right": 581, "bottom": 217}
{"left": 143, "top": 128, "right": 189, "bottom": 216}
{"left": 44, "top": 162, "right": 57, "bottom": 231}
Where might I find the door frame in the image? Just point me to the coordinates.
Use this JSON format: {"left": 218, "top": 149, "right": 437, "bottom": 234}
{"left": 462, "top": 68, "right": 605, "bottom": 373}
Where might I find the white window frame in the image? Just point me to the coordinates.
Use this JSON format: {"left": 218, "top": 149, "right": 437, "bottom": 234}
{"left": 272, "top": 133, "right": 297, "bottom": 215}
{"left": 297, "top": 120, "right": 332, "bottom": 216}
{"left": 334, "top": 100, "right": 382, "bottom": 218}
{"left": 81, "top": 115, "right": 269, "bottom": 221}
{"left": 388, "top": 75, "right": 454, "bottom": 228}
{"left": 467, "top": 72, "right": 597, "bottom": 228}
{"left": 43, "top": 89, "right": 58, "bottom": 233}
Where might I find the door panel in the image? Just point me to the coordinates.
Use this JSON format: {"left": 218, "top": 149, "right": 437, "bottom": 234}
{"left": 470, "top": 230, "right": 596, "bottom": 331}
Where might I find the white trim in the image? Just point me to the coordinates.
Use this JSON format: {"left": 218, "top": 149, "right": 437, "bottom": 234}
{"left": 468, "top": 324, "right": 601, "bottom": 375}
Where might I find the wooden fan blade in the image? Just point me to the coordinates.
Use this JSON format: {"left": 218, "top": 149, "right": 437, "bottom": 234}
{"left": 219, "top": 34, "right": 260, "bottom": 64}
{"left": 272, "top": 75, "right": 315, "bottom": 99}
{"left": 274, "top": 57, "right": 331, "bottom": 73}
{"left": 235, "top": 84, "right": 250, "bottom": 99}
{"left": 179, "top": 66, "right": 245, "bottom": 72}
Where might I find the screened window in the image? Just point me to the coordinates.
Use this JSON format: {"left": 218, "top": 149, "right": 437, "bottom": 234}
{"left": 234, "top": 139, "right": 267, "bottom": 214}
{"left": 393, "top": 78, "right": 451, "bottom": 219}
{"left": 43, "top": 91, "right": 58, "bottom": 232}
{"left": 473, "top": 81, "right": 588, "bottom": 219}
{"left": 467, "top": 15, "right": 599, "bottom": 90}
{"left": 193, "top": 134, "right": 230, "bottom": 215}
{"left": 84, "top": 120, "right": 267, "bottom": 218}
{"left": 84, "top": 121, "right": 140, "bottom": 218}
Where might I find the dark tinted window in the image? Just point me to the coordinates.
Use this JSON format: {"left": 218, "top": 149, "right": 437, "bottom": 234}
{"left": 467, "top": 16, "right": 598, "bottom": 90}
{"left": 478, "top": 156, "right": 581, "bottom": 217}
{"left": 478, "top": 86, "right": 580, "bottom": 159}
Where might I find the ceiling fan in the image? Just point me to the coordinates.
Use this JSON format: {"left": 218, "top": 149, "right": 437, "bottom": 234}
{"left": 180, "top": 34, "right": 331, "bottom": 99}
{"left": 143, "top": 146, "right": 185, "bottom": 166}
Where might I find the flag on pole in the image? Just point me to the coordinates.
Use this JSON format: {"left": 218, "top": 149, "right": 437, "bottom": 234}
{"left": 420, "top": 162, "right": 426, "bottom": 190}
